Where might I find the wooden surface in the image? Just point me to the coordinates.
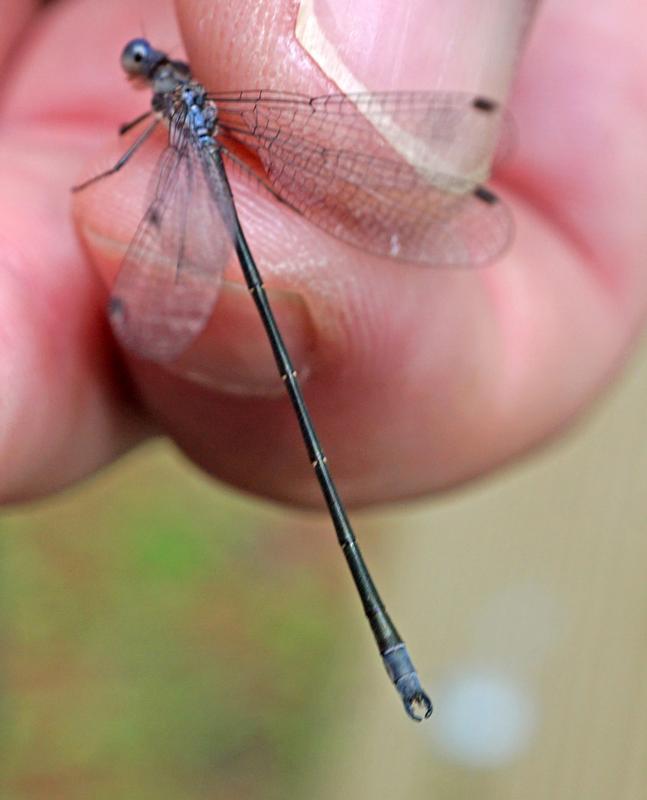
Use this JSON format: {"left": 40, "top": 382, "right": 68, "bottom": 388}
{"left": 2, "top": 341, "right": 644, "bottom": 799}
{"left": 310, "top": 338, "right": 647, "bottom": 800}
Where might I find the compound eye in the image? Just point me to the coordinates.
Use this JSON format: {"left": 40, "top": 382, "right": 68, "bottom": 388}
{"left": 121, "top": 38, "right": 153, "bottom": 76}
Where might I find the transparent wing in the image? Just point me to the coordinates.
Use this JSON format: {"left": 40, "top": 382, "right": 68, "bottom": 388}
{"left": 213, "top": 90, "right": 511, "bottom": 180}
{"left": 110, "top": 124, "right": 235, "bottom": 362}
{"left": 214, "top": 90, "right": 513, "bottom": 266}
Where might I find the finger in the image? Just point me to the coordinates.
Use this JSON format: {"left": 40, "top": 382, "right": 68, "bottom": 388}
{"left": 177, "top": 0, "right": 528, "bottom": 96}
{"left": 0, "top": 128, "right": 148, "bottom": 505}
{"left": 74, "top": 0, "right": 646, "bottom": 510}
{"left": 506, "top": 0, "right": 647, "bottom": 322}
{"left": 73, "top": 0, "right": 526, "bottom": 507}
{"left": 0, "top": 0, "right": 39, "bottom": 77}
{"left": 0, "top": 0, "right": 179, "bottom": 504}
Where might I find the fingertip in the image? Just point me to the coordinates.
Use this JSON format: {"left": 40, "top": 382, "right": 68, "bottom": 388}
{"left": 176, "top": 0, "right": 526, "bottom": 101}
{"left": 176, "top": 0, "right": 333, "bottom": 93}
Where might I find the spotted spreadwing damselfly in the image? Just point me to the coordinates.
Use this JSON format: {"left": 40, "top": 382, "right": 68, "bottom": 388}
{"left": 73, "top": 38, "right": 513, "bottom": 720}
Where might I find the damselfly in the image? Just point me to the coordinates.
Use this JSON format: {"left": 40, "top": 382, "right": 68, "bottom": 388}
{"left": 73, "top": 38, "right": 513, "bottom": 720}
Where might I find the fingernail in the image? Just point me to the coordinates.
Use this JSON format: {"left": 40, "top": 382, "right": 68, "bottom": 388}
{"left": 296, "top": 0, "right": 426, "bottom": 91}
{"left": 169, "top": 281, "right": 316, "bottom": 397}
{"left": 295, "top": 0, "right": 520, "bottom": 96}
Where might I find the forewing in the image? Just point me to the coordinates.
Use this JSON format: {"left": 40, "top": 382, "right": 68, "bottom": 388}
{"left": 110, "top": 128, "right": 233, "bottom": 362}
{"left": 216, "top": 91, "right": 512, "bottom": 266}
{"left": 215, "top": 90, "right": 510, "bottom": 184}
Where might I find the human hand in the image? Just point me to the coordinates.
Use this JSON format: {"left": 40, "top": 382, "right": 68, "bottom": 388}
{"left": 2, "top": 0, "right": 645, "bottom": 507}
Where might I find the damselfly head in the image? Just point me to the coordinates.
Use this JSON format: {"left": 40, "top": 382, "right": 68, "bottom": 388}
{"left": 121, "top": 38, "right": 166, "bottom": 85}
{"left": 122, "top": 38, "right": 192, "bottom": 93}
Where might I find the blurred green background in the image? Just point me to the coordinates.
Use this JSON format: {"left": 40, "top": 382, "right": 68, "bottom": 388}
{"left": 1, "top": 341, "right": 646, "bottom": 800}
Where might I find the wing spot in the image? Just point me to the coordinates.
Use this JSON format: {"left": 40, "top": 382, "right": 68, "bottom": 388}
{"left": 108, "top": 296, "right": 126, "bottom": 321}
{"left": 147, "top": 206, "right": 161, "bottom": 227}
{"left": 473, "top": 96, "right": 498, "bottom": 113}
{"left": 473, "top": 185, "right": 499, "bottom": 205}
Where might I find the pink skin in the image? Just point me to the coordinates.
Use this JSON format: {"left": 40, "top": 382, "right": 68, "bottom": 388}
{"left": 1, "top": 0, "right": 646, "bottom": 507}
